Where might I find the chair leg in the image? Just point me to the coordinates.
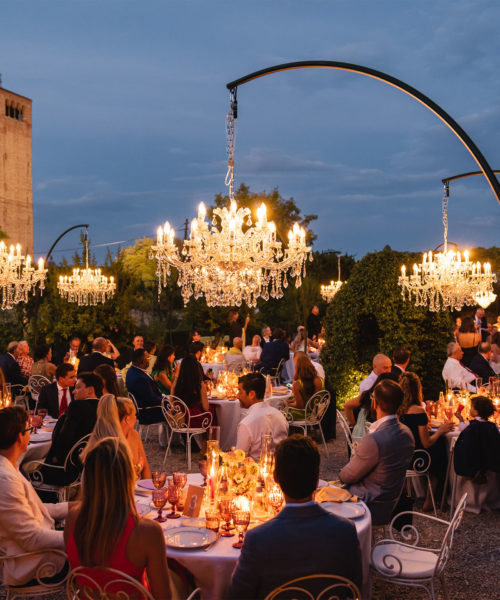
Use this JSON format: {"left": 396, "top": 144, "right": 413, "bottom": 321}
{"left": 426, "top": 474, "right": 437, "bottom": 516}
{"left": 318, "top": 425, "right": 328, "bottom": 456}
{"left": 449, "top": 472, "right": 458, "bottom": 519}
{"left": 187, "top": 434, "right": 192, "bottom": 470}
{"left": 440, "top": 573, "right": 449, "bottom": 600}
{"left": 441, "top": 452, "right": 452, "bottom": 513}
{"left": 428, "top": 579, "right": 437, "bottom": 600}
{"left": 163, "top": 430, "right": 173, "bottom": 466}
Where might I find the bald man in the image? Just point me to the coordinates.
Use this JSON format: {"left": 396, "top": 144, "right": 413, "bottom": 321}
{"left": 77, "top": 337, "right": 115, "bottom": 374}
{"left": 225, "top": 337, "right": 246, "bottom": 374}
{"left": 359, "top": 354, "right": 392, "bottom": 395}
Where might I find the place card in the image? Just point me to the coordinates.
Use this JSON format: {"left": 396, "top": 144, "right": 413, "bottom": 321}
{"left": 183, "top": 485, "right": 205, "bottom": 518}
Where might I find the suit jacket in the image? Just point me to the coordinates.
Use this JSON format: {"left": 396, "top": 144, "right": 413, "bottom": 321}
{"left": 228, "top": 502, "right": 362, "bottom": 599}
{"left": 77, "top": 352, "right": 114, "bottom": 374}
{"left": 0, "top": 353, "right": 27, "bottom": 386}
{"left": 340, "top": 417, "right": 414, "bottom": 524}
{"left": 454, "top": 420, "right": 500, "bottom": 477}
{"left": 257, "top": 340, "right": 290, "bottom": 374}
{"left": 37, "top": 381, "right": 74, "bottom": 419}
{"left": 390, "top": 365, "right": 404, "bottom": 378}
{"left": 125, "top": 365, "right": 163, "bottom": 425}
{"left": 0, "top": 455, "right": 67, "bottom": 585}
{"left": 40, "top": 398, "right": 98, "bottom": 485}
{"left": 469, "top": 353, "right": 496, "bottom": 381}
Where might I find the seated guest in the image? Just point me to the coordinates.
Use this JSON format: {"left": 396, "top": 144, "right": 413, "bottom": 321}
{"left": 117, "top": 335, "right": 144, "bottom": 370}
{"left": 117, "top": 397, "right": 152, "bottom": 479}
{"left": 469, "top": 342, "right": 496, "bottom": 382}
{"left": 358, "top": 353, "right": 392, "bottom": 396}
{"left": 38, "top": 372, "right": 103, "bottom": 486}
{"left": 64, "top": 438, "right": 171, "bottom": 599}
{"left": 31, "top": 344, "right": 57, "bottom": 381}
{"left": 171, "top": 355, "right": 215, "bottom": 427}
{"left": 225, "top": 337, "right": 246, "bottom": 373}
{"left": 78, "top": 337, "right": 115, "bottom": 374}
{"left": 236, "top": 372, "right": 288, "bottom": 461}
{"left": 260, "top": 325, "right": 272, "bottom": 348}
{"left": 152, "top": 345, "right": 176, "bottom": 394}
{"left": 189, "top": 341, "right": 210, "bottom": 382}
{"left": 391, "top": 346, "right": 410, "bottom": 377}
{"left": 344, "top": 370, "right": 397, "bottom": 428}
{"left": 37, "top": 363, "right": 77, "bottom": 419}
{"left": 339, "top": 379, "right": 414, "bottom": 525}
{"left": 0, "top": 341, "right": 28, "bottom": 386}
{"left": 398, "top": 372, "right": 453, "bottom": 511}
{"left": 290, "top": 326, "right": 318, "bottom": 353}
{"left": 256, "top": 328, "right": 290, "bottom": 375}
{"left": 81, "top": 394, "right": 128, "bottom": 461}
{"left": 62, "top": 336, "right": 83, "bottom": 364}
{"left": 490, "top": 331, "right": 500, "bottom": 375}
{"left": 125, "top": 349, "right": 163, "bottom": 425}
{"left": 144, "top": 340, "right": 157, "bottom": 374}
{"left": 242, "top": 335, "right": 262, "bottom": 364}
{"left": 293, "top": 350, "right": 325, "bottom": 380}
{"left": 229, "top": 434, "right": 362, "bottom": 599}
{"left": 94, "top": 363, "right": 121, "bottom": 397}
{"left": 454, "top": 396, "right": 500, "bottom": 480}
{"left": 0, "top": 407, "right": 68, "bottom": 587}
{"left": 16, "top": 340, "right": 33, "bottom": 381}
{"left": 288, "top": 353, "right": 324, "bottom": 413}
{"left": 442, "top": 342, "right": 477, "bottom": 391}
{"left": 456, "top": 316, "right": 481, "bottom": 367}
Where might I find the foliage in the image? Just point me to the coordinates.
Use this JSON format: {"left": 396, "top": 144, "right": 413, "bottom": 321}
{"left": 0, "top": 228, "right": 8, "bottom": 241}
{"left": 322, "top": 246, "right": 454, "bottom": 407}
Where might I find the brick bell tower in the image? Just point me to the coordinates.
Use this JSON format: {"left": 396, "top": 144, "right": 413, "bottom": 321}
{"left": 0, "top": 76, "right": 33, "bottom": 256}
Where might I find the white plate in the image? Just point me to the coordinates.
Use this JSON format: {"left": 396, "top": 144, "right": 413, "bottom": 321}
{"left": 165, "top": 527, "right": 216, "bottom": 549}
{"left": 137, "top": 479, "right": 155, "bottom": 490}
{"left": 322, "top": 502, "right": 366, "bottom": 520}
{"left": 28, "top": 431, "right": 52, "bottom": 443}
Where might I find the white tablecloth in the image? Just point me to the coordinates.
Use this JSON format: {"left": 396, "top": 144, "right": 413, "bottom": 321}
{"left": 201, "top": 363, "right": 226, "bottom": 379}
{"left": 135, "top": 474, "right": 371, "bottom": 600}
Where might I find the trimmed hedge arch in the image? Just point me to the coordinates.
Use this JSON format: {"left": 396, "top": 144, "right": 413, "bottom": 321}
{"left": 322, "top": 247, "right": 453, "bottom": 406}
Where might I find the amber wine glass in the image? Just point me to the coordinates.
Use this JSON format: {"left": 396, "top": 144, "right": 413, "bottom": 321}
{"left": 152, "top": 471, "right": 167, "bottom": 489}
{"left": 231, "top": 510, "right": 251, "bottom": 549}
{"left": 152, "top": 489, "right": 167, "bottom": 523}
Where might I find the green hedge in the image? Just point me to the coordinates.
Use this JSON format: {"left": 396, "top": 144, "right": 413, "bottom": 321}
{"left": 322, "top": 247, "right": 453, "bottom": 406}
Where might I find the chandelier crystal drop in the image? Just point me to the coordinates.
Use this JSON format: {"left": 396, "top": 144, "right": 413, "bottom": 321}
{"left": 151, "top": 92, "right": 312, "bottom": 307}
{"left": 321, "top": 256, "right": 345, "bottom": 302}
{"left": 399, "top": 185, "right": 497, "bottom": 311}
{"left": 0, "top": 242, "right": 47, "bottom": 310}
{"left": 57, "top": 229, "right": 116, "bottom": 306}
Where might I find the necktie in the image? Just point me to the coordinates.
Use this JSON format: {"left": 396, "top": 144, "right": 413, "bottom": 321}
{"left": 59, "top": 388, "right": 68, "bottom": 416}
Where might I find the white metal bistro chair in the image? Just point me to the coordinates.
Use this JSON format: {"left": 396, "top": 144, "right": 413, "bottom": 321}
{"left": 264, "top": 573, "right": 361, "bottom": 600}
{"left": 405, "top": 449, "right": 437, "bottom": 516}
{"left": 370, "top": 492, "right": 467, "bottom": 600}
{"left": 127, "top": 392, "right": 161, "bottom": 442}
{"left": 0, "top": 548, "right": 67, "bottom": 600}
{"left": 286, "top": 390, "right": 330, "bottom": 454}
{"left": 67, "top": 566, "right": 154, "bottom": 600}
{"left": 28, "top": 375, "right": 51, "bottom": 404}
{"left": 336, "top": 408, "right": 355, "bottom": 455}
{"left": 10, "top": 383, "right": 29, "bottom": 410}
{"left": 161, "top": 395, "right": 213, "bottom": 469}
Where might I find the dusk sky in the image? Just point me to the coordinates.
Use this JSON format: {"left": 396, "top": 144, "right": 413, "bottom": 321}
{"left": 1, "top": 0, "right": 499, "bottom": 264}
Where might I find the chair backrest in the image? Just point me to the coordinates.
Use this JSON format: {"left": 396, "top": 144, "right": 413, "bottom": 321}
{"left": 264, "top": 573, "right": 361, "bottom": 600}
{"left": 127, "top": 392, "right": 139, "bottom": 412}
{"left": 67, "top": 566, "right": 154, "bottom": 600}
{"left": 305, "top": 390, "right": 330, "bottom": 425}
{"left": 28, "top": 374, "right": 51, "bottom": 399}
{"left": 336, "top": 409, "right": 354, "bottom": 451}
{"left": 162, "top": 395, "right": 212, "bottom": 431}
{"left": 64, "top": 433, "right": 92, "bottom": 471}
{"left": 435, "top": 492, "right": 468, "bottom": 576}
{"left": 407, "top": 448, "right": 432, "bottom": 474}
{"left": 275, "top": 358, "right": 286, "bottom": 383}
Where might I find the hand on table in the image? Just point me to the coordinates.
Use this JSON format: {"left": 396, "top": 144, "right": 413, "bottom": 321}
{"left": 437, "top": 422, "right": 455, "bottom": 434}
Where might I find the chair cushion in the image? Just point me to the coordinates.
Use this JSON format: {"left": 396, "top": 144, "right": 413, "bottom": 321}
{"left": 371, "top": 542, "right": 438, "bottom": 578}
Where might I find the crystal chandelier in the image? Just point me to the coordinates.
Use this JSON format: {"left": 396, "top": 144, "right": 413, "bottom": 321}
{"left": 0, "top": 242, "right": 47, "bottom": 310}
{"left": 399, "top": 185, "right": 497, "bottom": 311}
{"left": 321, "top": 256, "right": 345, "bottom": 302}
{"left": 58, "top": 228, "right": 116, "bottom": 306}
{"left": 151, "top": 93, "right": 312, "bottom": 307}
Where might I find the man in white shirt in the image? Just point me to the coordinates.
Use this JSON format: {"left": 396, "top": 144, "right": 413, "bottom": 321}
{"left": 359, "top": 353, "right": 392, "bottom": 394}
{"left": 442, "top": 342, "right": 477, "bottom": 392}
{"left": 236, "top": 372, "right": 288, "bottom": 461}
{"left": 0, "top": 406, "right": 68, "bottom": 586}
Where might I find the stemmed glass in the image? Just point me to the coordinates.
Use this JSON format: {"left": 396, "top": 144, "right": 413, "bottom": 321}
{"left": 173, "top": 472, "right": 187, "bottom": 489}
{"left": 29, "top": 413, "right": 42, "bottom": 434}
{"left": 133, "top": 458, "right": 144, "bottom": 480}
{"left": 152, "top": 471, "right": 167, "bottom": 489}
{"left": 166, "top": 480, "right": 181, "bottom": 519}
{"left": 37, "top": 408, "right": 48, "bottom": 421}
{"left": 152, "top": 489, "right": 167, "bottom": 522}
{"left": 218, "top": 497, "right": 235, "bottom": 537}
{"left": 231, "top": 510, "right": 251, "bottom": 549}
{"left": 268, "top": 483, "right": 285, "bottom": 514}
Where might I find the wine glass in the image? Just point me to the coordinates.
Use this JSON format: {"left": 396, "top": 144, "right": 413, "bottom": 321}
{"left": 173, "top": 471, "right": 187, "bottom": 489}
{"left": 152, "top": 489, "right": 167, "bottom": 522}
{"left": 218, "top": 497, "right": 235, "bottom": 537}
{"left": 166, "top": 482, "right": 181, "bottom": 519}
{"left": 152, "top": 471, "right": 167, "bottom": 489}
{"left": 133, "top": 458, "right": 144, "bottom": 480}
{"left": 231, "top": 510, "right": 251, "bottom": 549}
{"left": 268, "top": 484, "right": 284, "bottom": 514}
{"left": 199, "top": 459, "right": 208, "bottom": 486}
{"left": 37, "top": 408, "right": 48, "bottom": 421}
{"left": 29, "top": 414, "right": 42, "bottom": 434}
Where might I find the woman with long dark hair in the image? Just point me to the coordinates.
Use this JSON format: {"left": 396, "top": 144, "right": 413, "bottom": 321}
{"left": 171, "top": 354, "right": 215, "bottom": 426}
{"left": 152, "top": 345, "right": 176, "bottom": 394}
{"left": 94, "top": 363, "right": 121, "bottom": 396}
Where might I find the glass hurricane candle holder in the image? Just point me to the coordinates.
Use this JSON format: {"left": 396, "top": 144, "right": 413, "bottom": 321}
{"left": 152, "top": 471, "right": 167, "bottom": 489}
{"left": 218, "top": 497, "right": 235, "bottom": 537}
{"left": 152, "top": 489, "right": 167, "bottom": 523}
{"left": 231, "top": 510, "right": 251, "bottom": 549}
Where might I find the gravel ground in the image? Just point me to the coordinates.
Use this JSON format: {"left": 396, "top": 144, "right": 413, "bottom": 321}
{"left": 2, "top": 422, "right": 498, "bottom": 600}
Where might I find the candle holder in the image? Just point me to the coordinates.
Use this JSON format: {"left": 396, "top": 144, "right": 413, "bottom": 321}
{"left": 231, "top": 510, "right": 251, "bottom": 549}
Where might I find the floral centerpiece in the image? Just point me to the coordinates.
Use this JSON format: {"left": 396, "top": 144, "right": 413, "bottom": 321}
{"left": 220, "top": 449, "right": 259, "bottom": 496}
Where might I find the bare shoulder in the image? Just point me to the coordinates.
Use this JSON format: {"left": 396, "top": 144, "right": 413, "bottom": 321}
{"left": 134, "top": 517, "right": 164, "bottom": 543}
{"left": 407, "top": 405, "right": 425, "bottom": 414}
{"left": 128, "top": 428, "right": 142, "bottom": 443}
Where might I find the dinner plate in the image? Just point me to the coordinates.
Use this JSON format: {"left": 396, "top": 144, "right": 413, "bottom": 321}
{"left": 137, "top": 479, "right": 155, "bottom": 490}
{"left": 321, "top": 502, "right": 366, "bottom": 520}
{"left": 165, "top": 527, "right": 217, "bottom": 549}
{"left": 28, "top": 430, "right": 52, "bottom": 443}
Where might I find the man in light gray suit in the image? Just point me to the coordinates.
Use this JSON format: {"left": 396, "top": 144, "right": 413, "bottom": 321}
{"left": 229, "top": 434, "right": 362, "bottom": 599}
{"left": 340, "top": 379, "right": 414, "bottom": 525}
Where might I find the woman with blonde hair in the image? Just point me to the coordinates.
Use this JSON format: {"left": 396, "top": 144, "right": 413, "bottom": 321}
{"left": 288, "top": 352, "right": 324, "bottom": 412}
{"left": 64, "top": 438, "right": 171, "bottom": 599}
{"left": 116, "top": 396, "right": 151, "bottom": 479}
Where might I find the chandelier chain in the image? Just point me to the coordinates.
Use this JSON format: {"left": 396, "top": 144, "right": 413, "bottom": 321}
{"left": 442, "top": 183, "right": 449, "bottom": 252}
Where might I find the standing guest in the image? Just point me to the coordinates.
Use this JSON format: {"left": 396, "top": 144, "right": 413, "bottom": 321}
{"left": 442, "top": 342, "right": 477, "bottom": 391}
{"left": 37, "top": 363, "right": 77, "bottom": 419}
{"left": 474, "top": 307, "right": 489, "bottom": 342}
{"left": 171, "top": 355, "right": 214, "bottom": 426}
{"left": 288, "top": 353, "right": 324, "bottom": 412}
{"left": 78, "top": 337, "right": 115, "bottom": 374}
{"left": 125, "top": 350, "right": 163, "bottom": 425}
{"left": 243, "top": 335, "right": 263, "bottom": 364}
{"left": 340, "top": 379, "right": 414, "bottom": 524}
{"left": 391, "top": 347, "right": 410, "bottom": 377}
{"left": 306, "top": 305, "right": 322, "bottom": 341}
{"left": 0, "top": 341, "right": 28, "bottom": 386}
{"left": 0, "top": 407, "right": 68, "bottom": 587}
{"left": 358, "top": 353, "right": 392, "bottom": 395}
{"left": 236, "top": 372, "right": 288, "bottom": 461}
{"left": 62, "top": 336, "right": 83, "bottom": 364}
{"left": 228, "top": 310, "right": 250, "bottom": 345}
{"left": 456, "top": 316, "right": 482, "bottom": 367}
{"left": 94, "top": 363, "right": 121, "bottom": 397}
{"left": 144, "top": 341, "right": 157, "bottom": 374}
{"left": 31, "top": 344, "right": 57, "bottom": 381}
{"left": 16, "top": 340, "right": 33, "bottom": 380}
{"left": 224, "top": 337, "right": 246, "bottom": 373}
{"left": 64, "top": 438, "right": 171, "bottom": 599}
{"left": 152, "top": 345, "right": 176, "bottom": 395}
{"left": 256, "top": 328, "right": 290, "bottom": 375}
{"left": 469, "top": 342, "right": 497, "bottom": 382}
{"left": 489, "top": 331, "right": 500, "bottom": 375}
{"left": 260, "top": 326, "right": 272, "bottom": 348}
{"left": 229, "top": 434, "right": 362, "bottom": 599}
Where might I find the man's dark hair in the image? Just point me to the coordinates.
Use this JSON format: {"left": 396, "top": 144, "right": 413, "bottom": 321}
{"left": 70, "top": 336, "right": 81, "bottom": 343}
{"left": 33, "top": 343, "right": 51, "bottom": 361}
{"left": 0, "top": 406, "right": 28, "bottom": 450}
{"left": 56, "top": 362, "right": 76, "bottom": 380}
{"left": 238, "top": 372, "right": 266, "bottom": 400}
{"left": 189, "top": 341, "right": 205, "bottom": 356}
{"left": 373, "top": 379, "right": 404, "bottom": 414}
{"left": 272, "top": 328, "right": 285, "bottom": 341}
{"left": 77, "top": 372, "right": 103, "bottom": 398}
{"left": 132, "top": 348, "right": 147, "bottom": 366}
{"left": 471, "top": 395, "right": 495, "bottom": 420}
{"left": 393, "top": 346, "right": 410, "bottom": 365}
{"left": 479, "top": 342, "right": 491, "bottom": 355}
{"left": 275, "top": 434, "right": 320, "bottom": 499}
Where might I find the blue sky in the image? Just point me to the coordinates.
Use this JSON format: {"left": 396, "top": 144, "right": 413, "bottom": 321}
{"left": 1, "top": 0, "right": 499, "bottom": 264}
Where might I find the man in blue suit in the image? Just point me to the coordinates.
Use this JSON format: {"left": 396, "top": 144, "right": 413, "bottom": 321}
{"left": 125, "top": 349, "right": 163, "bottom": 425}
{"left": 229, "top": 435, "right": 362, "bottom": 599}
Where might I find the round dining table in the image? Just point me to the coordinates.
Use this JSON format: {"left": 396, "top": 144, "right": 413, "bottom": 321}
{"left": 135, "top": 473, "right": 372, "bottom": 600}
{"left": 201, "top": 362, "right": 226, "bottom": 379}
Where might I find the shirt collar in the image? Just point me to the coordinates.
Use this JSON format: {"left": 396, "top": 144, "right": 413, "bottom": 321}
{"left": 285, "top": 500, "right": 316, "bottom": 508}
{"left": 247, "top": 400, "right": 265, "bottom": 413}
{"left": 369, "top": 414, "right": 397, "bottom": 433}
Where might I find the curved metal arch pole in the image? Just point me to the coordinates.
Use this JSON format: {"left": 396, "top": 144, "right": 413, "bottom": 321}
{"left": 45, "top": 224, "right": 89, "bottom": 263}
{"left": 442, "top": 170, "right": 500, "bottom": 185}
{"left": 226, "top": 61, "right": 500, "bottom": 206}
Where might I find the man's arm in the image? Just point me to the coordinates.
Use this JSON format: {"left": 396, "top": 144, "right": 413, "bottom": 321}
{"left": 235, "top": 423, "right": 252, "bottom": 454}
{"left": 228, "top": 528, "right": 260, "bottom": 599}
{"left": 339, "top": 435, "right": 379, "bottom": 484}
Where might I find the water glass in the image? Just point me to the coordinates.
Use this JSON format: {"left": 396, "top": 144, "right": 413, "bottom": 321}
{"left": 205, "top": 509, "right": 220, "bottom": 533}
